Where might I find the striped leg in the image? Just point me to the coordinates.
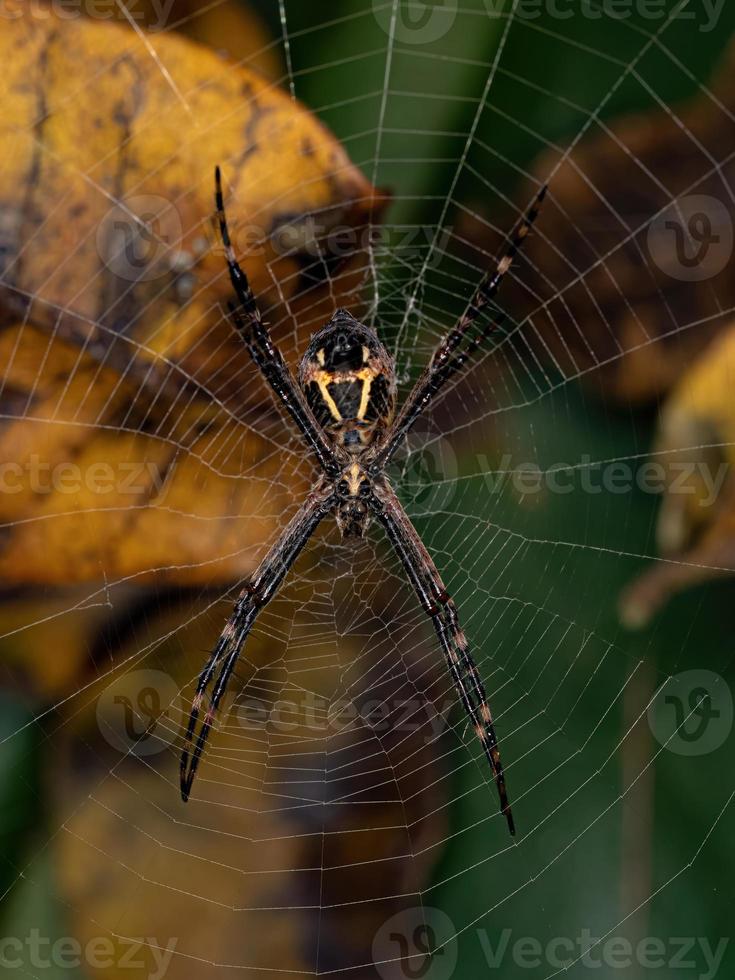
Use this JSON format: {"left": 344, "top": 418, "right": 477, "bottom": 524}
{"left": 180, "top": 483, "right": 335, "bottom": 800}
{"left": 214, "top": 167, "right": 340, "bottom": 477}
{"left": 371, "top": 482, "right": 515, "bottom": 835}
{"left": 370, "top": 185, "right": 546, "bottom": 473}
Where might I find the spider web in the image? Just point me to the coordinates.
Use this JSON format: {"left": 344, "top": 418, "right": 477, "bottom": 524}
{"left": 1, "top": 1, "right": 734, "bottom": 978}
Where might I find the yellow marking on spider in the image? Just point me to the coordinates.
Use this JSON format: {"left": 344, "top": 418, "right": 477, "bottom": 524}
{"left": 316, "top": 378, "right": 343, "bottom": 421}
{"left": 314, "top": 367, "right": 376, "bottom": 423}
{"left": 346, "top": 463, "right": 364, "bottom": 496}
{"left": 356, "top": 373, "right": 374, "bottom": 421}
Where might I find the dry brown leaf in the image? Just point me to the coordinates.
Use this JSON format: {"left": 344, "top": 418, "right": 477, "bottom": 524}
{"left": 114, "top": 0, "right": 283, "bottom": 80}
{"left": 620, "top": 321, "right": 735, "bottom": 627}
{"left": 474, "top": 39, "right": 735, "bottom": 406}
{"left": 0, "top": 6, "right": 385, "bottom": 590}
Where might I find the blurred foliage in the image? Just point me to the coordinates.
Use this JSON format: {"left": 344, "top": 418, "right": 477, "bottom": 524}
{"left": 0, "top": 696, "right": 41, "bottom": 894}
{"left": 0, "top": 4, "right": 380, "bottom": 587}
{"left": 257, "top": 0, "right": 735, "bottom": 314}
{"left": 620, "top": 321, "right": 735, "bottom": 624}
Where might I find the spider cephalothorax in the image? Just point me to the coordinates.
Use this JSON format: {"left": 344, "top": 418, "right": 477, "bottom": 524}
{"left": 180, "top": 167, "right": 547, "bottom": 837}
{"left": 334, "top": 460, "right": 372, "bottom": 538}
{"left": 299, "top": 310, "right": 397, "bottom": 453}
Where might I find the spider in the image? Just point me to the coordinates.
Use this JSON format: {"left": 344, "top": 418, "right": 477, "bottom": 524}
{"left": 180, "top": 167, "right": 546, "bottom": 836}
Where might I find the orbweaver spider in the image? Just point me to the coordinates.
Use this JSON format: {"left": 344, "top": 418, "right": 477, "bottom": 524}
{"left": 180, "top": 167, "right": 546, "bottom": 836}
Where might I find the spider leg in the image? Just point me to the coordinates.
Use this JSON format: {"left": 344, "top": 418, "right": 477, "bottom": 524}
{"left": 180, "top": 481, "right": 336, "bottom": 801}
{"left": 371, "top": 481, "right": 515, "bottom": 835}
{"left": 215, "top": 167, "right": 340, "bottom": 477}
{"left": 370, "top": 185, "right": 546, "bottom": 472}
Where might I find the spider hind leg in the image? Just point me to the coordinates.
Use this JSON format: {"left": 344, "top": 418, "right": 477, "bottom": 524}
{"left": 373, "top": 484, "right": 516, "bottom": 836}
{"left": 438, "top": 596, "right": 515, "bottom": 835}
{"left": 180, "top": 486, "right": 335, "bottom": 801}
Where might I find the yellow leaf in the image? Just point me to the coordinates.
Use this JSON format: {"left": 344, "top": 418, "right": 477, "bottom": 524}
{"left": 620, "top": 322, "right": 735, "bottom": 627}
{"left": 0, "top": 7, "right": 385, "bottom": 590}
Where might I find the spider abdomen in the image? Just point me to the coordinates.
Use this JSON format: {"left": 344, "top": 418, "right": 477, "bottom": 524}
{"left": 299, "top": 309, "right": 396, "bottom": 452}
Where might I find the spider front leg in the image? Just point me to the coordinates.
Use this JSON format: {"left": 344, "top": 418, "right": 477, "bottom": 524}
{"left": 371, "top": 481, "right": 515, "bottom": 835}
{"left": 180, "top": 481, "right": 336, "bottom": 801}
{"left": 370, "top": 185, "right": 546, "bottom": 473}
{"left": 215, "top": 167, "right": 340, "bottom": 477}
